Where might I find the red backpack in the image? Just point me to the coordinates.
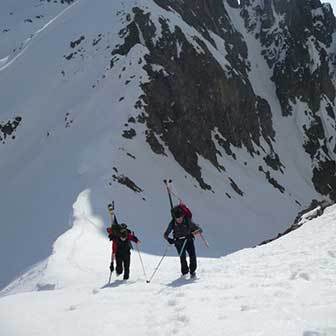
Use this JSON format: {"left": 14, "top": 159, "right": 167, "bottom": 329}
{"left": 179, "top": 203, "right": 192, "bottom": 219}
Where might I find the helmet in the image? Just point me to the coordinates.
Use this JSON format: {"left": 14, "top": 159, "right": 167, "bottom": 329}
{"left": 171, "top": 206, "right": 184, "bottom": 219}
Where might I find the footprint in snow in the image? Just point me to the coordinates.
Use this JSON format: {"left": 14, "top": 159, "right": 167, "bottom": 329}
{"left": 174, "top": 305, "right": 185, "bottom": 313}
{"left": 290, "top": 271, "right": 310, "bottom": 281}
{"left": 304, "top": 328, "right": 336, "bottom": 336}
{"left": 175, "top": 292, "right": 185, "bottom": 298}
{"left": 274, "top": 290, "right": 290, "bottom": 298}
{"left": 167, "top": 299, "right": 177, "bottom": 307}
{"left": 289, "top": 271, "right": 310, "bottom": 281}
{"left": 290, "top": 271, "right": 298, "bottom": 280}
{"left": 299, "top": 272, "right": 310, "bottom": 281}
{"left": 176, "top": 314, "right": 189, "bottom": 324}
{"left": 240, "top": 305, "right": 257, "bottom": 312}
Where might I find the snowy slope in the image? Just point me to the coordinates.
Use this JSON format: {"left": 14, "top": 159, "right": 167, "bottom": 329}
{"left": 0, "top": 196, "right": 335, "bottom": 336}
{"left": 0, "top": 0, "right": 335, "bottom": 291}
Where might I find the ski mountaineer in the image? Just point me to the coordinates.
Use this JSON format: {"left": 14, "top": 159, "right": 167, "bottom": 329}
{"left": 163, "top": 204, "right": 202, "bottom": 278}
{"left": 108, "top": 225, "right": 140, "bottom": 280}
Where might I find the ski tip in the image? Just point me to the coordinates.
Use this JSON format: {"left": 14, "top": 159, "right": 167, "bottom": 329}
{"left": 107, "top": 203, "right": 114, "bottom": 212}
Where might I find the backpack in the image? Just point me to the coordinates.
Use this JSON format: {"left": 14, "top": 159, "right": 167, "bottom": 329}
{"left": 179, "top": 203, "right": 192, "bottom": 219}
{"left": 107, "top": 223, "right": 129, "bottom": 238}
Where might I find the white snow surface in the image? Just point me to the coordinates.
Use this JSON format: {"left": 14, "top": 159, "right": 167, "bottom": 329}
{"left": 0, "top": 194, "right": 335, "bottom": 336}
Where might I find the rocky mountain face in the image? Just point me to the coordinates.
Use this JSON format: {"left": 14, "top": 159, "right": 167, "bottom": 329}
{"left": 241, "top": 0, "right": 336, "bottom": 198}
{"left": 112, "top": 0, "right": 336, "bottom": 199}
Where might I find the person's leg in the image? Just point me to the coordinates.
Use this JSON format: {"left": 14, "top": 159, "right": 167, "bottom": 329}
{"left": 115, "top": 254, "right": 123, "bottom": 276}
{"left": 175, "top": 240, "right": 189, "bottom": 275}
{"left": 186, "top": 239, "right": 197, "bottom": 275}
{"left": 123, "top": 253, "right": 130, "bottom": 280}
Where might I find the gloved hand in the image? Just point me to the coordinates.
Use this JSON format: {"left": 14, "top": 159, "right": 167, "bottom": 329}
{"left": 191, "top": 228, "right": 202, "bottom": 236}
{"left": 167, "top": 237, "right": 175, "bottom": 245}
{"left": 110, "top": 262, "right": 114, "bottom": 272}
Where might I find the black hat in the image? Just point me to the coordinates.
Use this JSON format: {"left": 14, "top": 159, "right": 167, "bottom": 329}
{"left": 120, "top": 228, "right": 128, "bottom": 239}
{"left": 171, "top": 206, "right": 184, "bottom": 218}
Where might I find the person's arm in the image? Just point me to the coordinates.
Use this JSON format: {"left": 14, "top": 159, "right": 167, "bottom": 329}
{"left": 163, "top": 220, "right": 174, "bottom": 240}
{"left": 190, "top": 221, "right": 203, "bottom": 235}
{"left": 128, "top": 232, "right": 139, "bottom": 243}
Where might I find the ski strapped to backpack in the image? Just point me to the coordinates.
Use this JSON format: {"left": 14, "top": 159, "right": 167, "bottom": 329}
{"left": 163, "top": 179, "right": 173, "bottom": 210}
{"left": 106, "top": 202, "right": 131, "bottom": 279}
{"left": 147, "top": 179, "right": 175, "bottom": 284}
{"left": 106, "top": 202, "right": 148, "bottom": 283}
{"left": 107, "top": 203, "right": 131, "bottom": 243}
{"left": 165, "top": 180, "right": 209, "bottom": 248}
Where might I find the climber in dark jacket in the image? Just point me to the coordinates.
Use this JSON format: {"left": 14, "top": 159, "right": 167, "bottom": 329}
{"left": 109, "top": 227, "right": 139, "bottom": 280}
{"left": 164, "top": 205, "right": 202, "bottom": 278}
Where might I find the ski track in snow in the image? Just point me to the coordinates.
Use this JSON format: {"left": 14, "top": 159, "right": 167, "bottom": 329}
{"left": 0, "top": 1, "right": 79, "bottom": 72}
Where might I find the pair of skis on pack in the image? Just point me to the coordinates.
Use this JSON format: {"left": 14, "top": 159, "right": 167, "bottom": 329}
{"left": 107, "top": 201, "right": 147, "bottom": 284}
{"left": 164, "top": 179, "right": 209, "bottom": 249}
{"left": 107, "top": 179, "right": 208, "bottom": 284}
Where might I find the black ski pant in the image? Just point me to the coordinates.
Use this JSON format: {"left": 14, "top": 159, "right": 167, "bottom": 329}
{"left": 115, "top": 252, "right": 131, "bottom": 280}
{"left": 175, "top": 238, "right": 197, "bottom": 275}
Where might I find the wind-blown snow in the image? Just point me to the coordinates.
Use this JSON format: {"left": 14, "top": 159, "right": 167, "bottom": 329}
{"left": 0, "top": 194, "right": 335, "bottom": 336}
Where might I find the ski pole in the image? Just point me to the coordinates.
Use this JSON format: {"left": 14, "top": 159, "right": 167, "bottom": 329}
{"left": 192, "top": 229, "right": 209, "bottom": 248}
{"left": 108, "top": 250, "right": 115, "bottom": 284}
{"left": 199, "top": 232, "right": 209, "bottom": 248}
{"left": 166, "top": 185, "right": 209, "bottom": 249}
{"left": 135, "top": 243, "right": 149, "bottom": 283}
{"left": 179, "top": 238, "right": 188, "bottom": 257}
{"left": 147, "top": 244, "right": 170, "bottom": 283}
